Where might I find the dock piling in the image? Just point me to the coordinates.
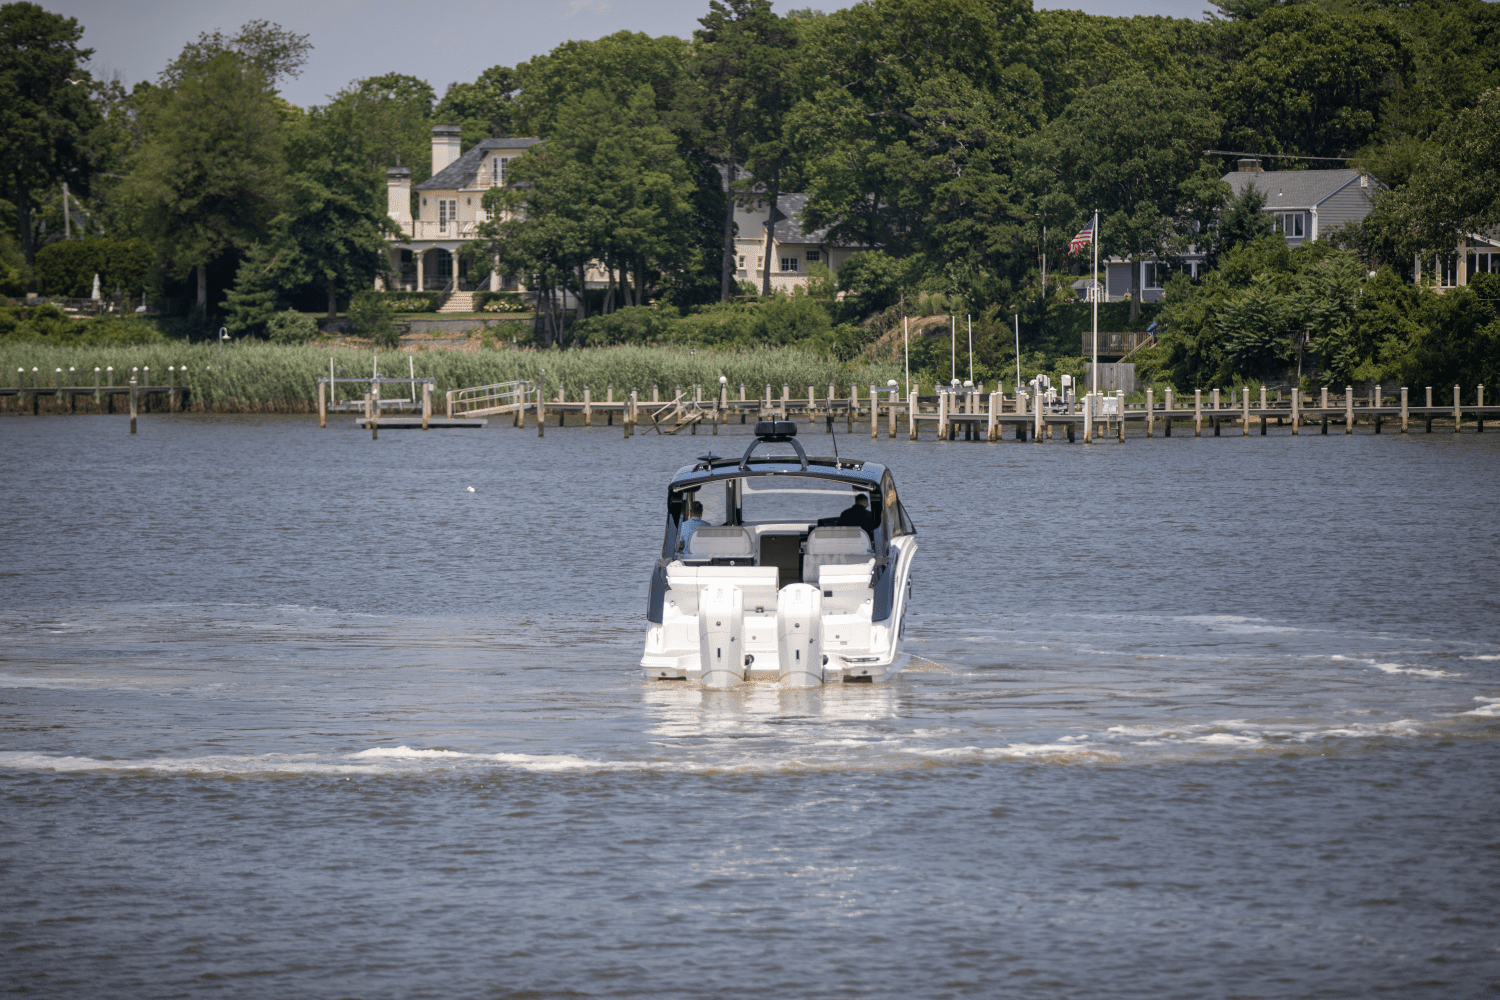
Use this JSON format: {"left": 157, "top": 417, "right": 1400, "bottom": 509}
{"left": 1345, "top": 386, "right": 1354, "bottom": 434}
{"left": 1454, "top": 385, "right": 1461, "bottom": 432}
{"left": 1321, "top": 387, "right": 1329, "bottom": 434}
{"left": 422, "top": 382, "right": 431, "bottom": 430}
{"left": 1290, "top": 387, "right": 1299, "bottom": 435}
{"left": 1401, "top": 386, "right": 1409, "bottom": 432}
{"left": 129, "top": 378, "right": 138, "bottom": 434}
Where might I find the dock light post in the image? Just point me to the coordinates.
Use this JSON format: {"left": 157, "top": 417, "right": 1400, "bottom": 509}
{"left": 218, "top": 326, "right": 229, "bottom": 364}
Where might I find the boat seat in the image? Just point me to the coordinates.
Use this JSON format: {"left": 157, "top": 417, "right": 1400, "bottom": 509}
{"left": 817, "top": 559, "right": 876, "bottom": 614}
{"left": 683, "top": 525, "right": 754, "bottom": 562}
{"left": 665, "top": 563, "right": 779, "bottom": 616}
{"left": 803, "top": 526, "right": 874, "bottom": 580}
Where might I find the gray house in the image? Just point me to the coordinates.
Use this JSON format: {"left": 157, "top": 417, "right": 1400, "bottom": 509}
{"left": 1223, "top": 160, "right": 1380, "bottom": 246}
{"left": 1090, "top": 160, "right": 1382, "bottom": 305}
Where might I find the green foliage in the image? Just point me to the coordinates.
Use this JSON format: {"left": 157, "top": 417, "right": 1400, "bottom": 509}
{"left": 0, "top": 305, "right": 166, "bottom": 345}
{"left": 121, "top": 49, "right": 285, "bottom": 309}
{"left": 34, "top": 237, "right": 151, "bottom": 298}
{"left": 0, "top": 3, "right": 101, "bottom": 273}
{"left": 1145, "top": 237, "right": 1500, "bottom": 392}
{"left": 0, "top": 340, "right": 901, "bottom": 411}
{"left": 264, "top": 309, "right": 317, "bottom": 345}
{"left": 473, "top": 291, "right": 529, "bottom": 313}
{"left": 347, "top": 290, "right": 396, "bottom": 348}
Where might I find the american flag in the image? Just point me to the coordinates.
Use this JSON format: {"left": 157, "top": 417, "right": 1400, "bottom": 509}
{"left": 1069, "top": 219, "right": 1094, "bottom": 255}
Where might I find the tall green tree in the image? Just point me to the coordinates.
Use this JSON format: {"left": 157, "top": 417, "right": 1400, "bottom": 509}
{"left": 0, "top": 2, "right": 100, "bottom": 286}
{"left": 1039, "top": 74, "right": 1221, "bottom": 320}
{"left": 690, "top": 0, "right": 798, "bottom": 301}
{"left": 122, "top": 50, "right": 285, "bottom": 314}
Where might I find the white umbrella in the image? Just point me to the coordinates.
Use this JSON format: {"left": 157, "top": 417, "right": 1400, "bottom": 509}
{"left": 91, "top": 273, "right": 101, "bottom": 300}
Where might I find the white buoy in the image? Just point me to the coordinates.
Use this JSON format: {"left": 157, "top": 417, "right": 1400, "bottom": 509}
{"left": 466, "top": 487, "right": 476, "bottom": 492}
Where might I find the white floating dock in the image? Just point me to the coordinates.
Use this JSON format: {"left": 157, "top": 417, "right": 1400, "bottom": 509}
{"left": 352, "top": 417, "right": 488, "bottom": 428}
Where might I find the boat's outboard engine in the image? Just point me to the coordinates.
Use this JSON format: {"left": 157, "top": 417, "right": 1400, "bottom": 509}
{"left": 698, "top": 583, "right": 745, "bottom": 688}
{"left": 777, "top": 584, "right": 824, "bottom": 687}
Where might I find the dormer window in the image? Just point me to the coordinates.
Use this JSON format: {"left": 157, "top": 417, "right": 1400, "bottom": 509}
{"left": 491, "top": 156, "right": 511, "bottom": 185}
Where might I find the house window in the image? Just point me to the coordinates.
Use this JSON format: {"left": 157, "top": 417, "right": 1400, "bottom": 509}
{"left": 1438, "top": 254, "right": 1459, "bottom": 288}
{"left": 780, "top": 257, "right": 799, "bottom": 272}
{"left": 1276, "top": 213, "right": 1305, "bottom": 238}
{"left": 1145, "top": 262, "right": 1167, "bottom": 290}
{"left": 806, "top": 249, "right": 820, "bottom": 262}
{"left": 491, "top": 157, "right": 511, "bottom": 185}
{"left": 438, "top": 199, "right": 457, "bottom": 232}
{"left": 1468, "top": 252, "right": 1494, "bottom": 276}
{"left": 737, "top": 255, "right": 744, "bottom": 268}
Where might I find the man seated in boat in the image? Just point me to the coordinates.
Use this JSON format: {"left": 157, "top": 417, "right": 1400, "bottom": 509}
{"left": 678, "top": 501, "right": 710, "bottom": 549}
{"left": 837, "top": 493, "right": 878, "bottom": 537}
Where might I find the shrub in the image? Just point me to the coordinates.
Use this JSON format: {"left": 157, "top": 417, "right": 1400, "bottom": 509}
{"left": 266, "top": 310, "right": 318, "bottom": 345}
{"left": 378, "top": 292, "right": 440, "bottom": 312}
{"left": 348, "top": 291, "right": 399, "bottom": 349}
{"left": 474, "top": 291, "right": 530, "bottom": 313}
{"left": 34, "top": 238, "right": 152, "bottom": 298}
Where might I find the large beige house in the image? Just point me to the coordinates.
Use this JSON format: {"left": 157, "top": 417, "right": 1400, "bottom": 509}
{"left": 383, "top": 126, "right": 539, "bottom": 294}
{"left": 731, "top": 192, "right": 869, "bottom": 293}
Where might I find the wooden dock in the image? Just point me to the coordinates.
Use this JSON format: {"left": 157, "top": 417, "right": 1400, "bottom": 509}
{"left": 437, "top": 379, "right": 1498, "bottom": 441}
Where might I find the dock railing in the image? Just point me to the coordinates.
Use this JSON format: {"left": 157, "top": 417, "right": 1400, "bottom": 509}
{"left": 450, "top": 380, "right": 534, "bottom": 419}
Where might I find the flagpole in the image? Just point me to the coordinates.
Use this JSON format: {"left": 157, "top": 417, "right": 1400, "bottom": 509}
{"left": 967, "top": 315, "right": 973, "bottom": 383}
{"left": 1014, "top": 312, "right": 1020, "bottom": 395}
{"left": 1091, "top": 209, "right": 1099, "bottom": 399}
{"left": 903, "top": 315, "right": 910, "bottom": 395}
{"left": 950, "top": 315, "right": 956, "bottom": 385}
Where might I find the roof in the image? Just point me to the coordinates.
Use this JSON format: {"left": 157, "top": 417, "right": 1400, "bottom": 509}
{"left": 669, "top": 457, "right": 888, "bottom": 491}
{"left": 771, "top": 193, "right": 829, "bottom": 244}
{"left": 1222, "top": 168, "right": 1375, "bottom": 211}
{"left": 416, "top": 137, "right": 541, "bottom": 192}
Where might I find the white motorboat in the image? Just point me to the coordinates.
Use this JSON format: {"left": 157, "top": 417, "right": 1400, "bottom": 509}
{"left": 641, "top": 420, "right": 918, "bottom": 687}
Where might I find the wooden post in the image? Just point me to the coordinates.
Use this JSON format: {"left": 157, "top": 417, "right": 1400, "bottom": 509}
{"left": 845, "top": 383, "right": 854, "bottom": 433}
{"left": 1426, "top": 386, "right": 1433, "bottom": 432}
{"left": 1034, "top": 388, "right": 1044, "bottom": 444}
{"left": 1082, "top": 392, "right": 1093, "bottom": 444}
{"left": 583, "top": 386, "right": 592, "bottom": 427}
{"left": 1321, "top": 387, "right": 1329, "bottom": 434}
{"left": 1400, "top": 386, "right": 1409, "bottom": 433}
{"left": 908, "top": 390, "right": 919, "bottom": 440}
{"left": 446, "top": 389, "right": 454, "bottom": 419}
{"left": 626, "top": 389, "right": 637, "bottom": 438}
{"left": 888, "top": 388, "right": 897, "bottom": 439}
{"left": 1117, "top": 391, "right": 1126, "bottom": 442}
{"left": 1212, "top": 388, "right": 1221, "bottom": 436}
{"left": 1242, "top": 386, "right": 1250, "bottom": 436}
{"left": 1146, "top": 388, "right": 1155, "bottom": 437}
{"left": 863, "top": 384, "right": 873, "bottom": 440}
{"left": 129, "top": 378, "right": 138, "bottom": 434}
{"left": 1259, "top": 385, "right": 1268, "bottom": 435}
{"left": 1194, "top": 389, "right": 1202, "bottom": 437}
{"left": 422, "top": 382, "right": 432, "bottom": 430}
{"left": 537, "top": 379, "right": 546, "bottom": 438}
{"left": 1344, "top": 385, "right": 1354, "bottom": 435}
{"left": 318, "top": 380, "right": 327, "bottom": 428}
{"left": 937, "top": 389, "right": 949, "bottom": 442}
{"left": 1478, "top": 385, "right": 1485, "bottom": 432}
{"left": 1164, "top": 388, "right": 1173, "bottom": 437}
{"left": 764, "top": 384, "right": 771, "bottom": 419}
{"left": 364, "top": 392, "right": 375, "bottom": 439}
{"left": 987, "top": 391, "right": 999, "bottom": 442}
{"left": 1290, "top": 387, "right": 1299, "bottom": 435}
{"left": 1453, "top": 384, "right": 1461, "bottom": 432}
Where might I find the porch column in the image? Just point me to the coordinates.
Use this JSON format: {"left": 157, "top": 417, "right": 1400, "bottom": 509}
{"left": 415, "top": 250, "right": 425, "bottom": 292}
{"left": 1457, "top": 239, "right": 1468, "bottom": 287}
{"left": 490, "top": 257, "right": 500, "bottom": 292}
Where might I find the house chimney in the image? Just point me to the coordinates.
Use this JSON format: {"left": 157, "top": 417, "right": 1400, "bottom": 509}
{"left": 1237, "top": 158, "right": 1263, "bottom": 173}
{"left": 431, "top": 125, "right": 462, "bottom": 174}
{"left": 386, "top": 167, "right": 411, "bottom": 222}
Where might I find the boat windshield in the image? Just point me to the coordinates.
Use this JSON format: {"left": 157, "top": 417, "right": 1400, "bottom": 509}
{"left": 739, "top": 477, "right": 866, "bottom": 524}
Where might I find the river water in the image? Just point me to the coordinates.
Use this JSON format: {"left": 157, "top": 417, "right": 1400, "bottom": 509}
{"left": 2, "top": 412, "right": 1497, "bottom": 999}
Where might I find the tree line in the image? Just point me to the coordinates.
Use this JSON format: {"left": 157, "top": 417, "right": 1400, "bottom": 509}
{"left": 1, "top": 0, "right": 1496, "bottom": 386}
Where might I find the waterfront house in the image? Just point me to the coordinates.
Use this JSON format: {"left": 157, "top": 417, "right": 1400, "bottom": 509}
{"left": 383, "top": 126, "right": 540, "bottom": 298}
{"left": 731, "top": 192, "right": 871, "bottom": 293}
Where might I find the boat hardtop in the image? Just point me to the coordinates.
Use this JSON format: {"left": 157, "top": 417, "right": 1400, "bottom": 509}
{"left": 642, "top": 420, "right": 918, "bottom": 687}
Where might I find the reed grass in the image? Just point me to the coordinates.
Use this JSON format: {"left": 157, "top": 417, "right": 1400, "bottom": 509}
{"left": 0, "top": 341, "right": 904, "bottom": 412}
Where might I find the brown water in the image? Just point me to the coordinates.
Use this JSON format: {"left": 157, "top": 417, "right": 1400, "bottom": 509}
{"left": 2, "top": 413, "right": 1498, "bottom": 999}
